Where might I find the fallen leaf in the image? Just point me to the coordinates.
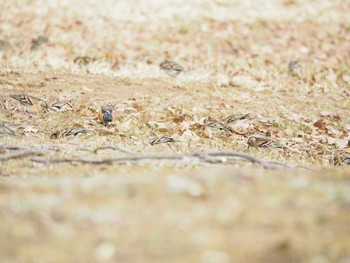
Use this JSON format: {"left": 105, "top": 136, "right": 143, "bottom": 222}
{"left": 176, "top": 121, "right": 190, "bottom": 132}
{"left": 313, "top": 119, "right": 328, "bottom": 131}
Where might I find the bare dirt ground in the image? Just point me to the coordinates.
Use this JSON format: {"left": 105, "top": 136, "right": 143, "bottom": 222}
{"left": 1, "top": 0, "right": 350, "bottom": 262}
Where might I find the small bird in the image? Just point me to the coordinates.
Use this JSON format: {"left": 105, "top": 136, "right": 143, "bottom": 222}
{"left": 50, "top": 127, "right": 89, "bottom": 139}
{"left": 159, "top": 60, "right": 184, "bottom": 77}
{"left": 150, "top": 136, "right": 175, "bottom": 145}
{"left": 336, "top": 70, "right": 350, "bottom": 88}
{"left": 224, "top": 113, "right": 250, "bottom": 124}
{"left": 247, "top": 134, "right": 287, "bottom": 149}
{"left": 73, "top": 56, "right": 94, "bottom": 66}
{"left": 204, "top": 117, "right": 233, "bottom": 135}
{"left": 207, "top": 122, "right": 233, "bottom": 135}
{"left": 98, "top": 105, "right": 114, "bottom": 126}
{"left": 288, "top": 60, "right": 301, "bottom": 77}
{"left": 332, "top": 140, "right": 350, "bottom": 165}
{"left": 9, "top": 94, "right": 48, "bottom": 113}
{"left": 332, "top": 153, "right": 350, "bottom": 165}
{"left": 49, "top": 101, "right": 73, "bottom": 112}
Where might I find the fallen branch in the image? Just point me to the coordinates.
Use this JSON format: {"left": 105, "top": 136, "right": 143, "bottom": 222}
{"left": 93, "top": 145, "right": 134, "bottom": 154}
{"left": 30, "top": 154, "right": 184, "bottom": 165}
{"left": 30, "top": 151, "right": 293, "bottom": 170}
{"left": 0, "top": 145, "right": 58, "bottom": 152}
{"left": 0, "top": 150, "right": 46, "bottom": 161}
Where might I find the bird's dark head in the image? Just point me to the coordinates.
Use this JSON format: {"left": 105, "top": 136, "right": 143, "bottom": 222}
{"left": 102, "top": 107, "right": 113, "bottom": 123}
{"left": 103, "top": 111, "right": 113, "bottom": 122}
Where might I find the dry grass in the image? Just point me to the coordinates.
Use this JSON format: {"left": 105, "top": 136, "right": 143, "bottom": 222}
{"left": 1, "top": 0, "right": 350, "bottom": 262}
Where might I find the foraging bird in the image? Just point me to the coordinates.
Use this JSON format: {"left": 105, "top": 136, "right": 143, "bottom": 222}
{"left": 332, "top": 140, "right": 350, "bottom": 165}
{"left": 50, "top": 127, "right": 89, "bottom": 139}
{"left": 150, "top": 136, "right": 175, "bottom": 146}
{"left": 204, "top": 117, "right": 232, "bottom": 135}
{"left": 288, "top": 60, "right": 301, "bottom": 77}
{"left": 336, "top": 70, "right": 350, "bottom": 88}
{"left": 73, "top": 56, "right": 94, "bottom": 66}
{"left": 247, "top": 134, "right": 287, "bottom": 149}
{"left": 332, "top": 153, "right": 350, "bottom": 165}
{"left": 98, "top": 106, "right": 114, "bottom": 126}
{"left": 224, "top": 113, "right": 250, "bottom": 124}
{"left": 49, "top": 101, "right": 73, "bottom": 112}
{"left": 159, "top": 60, "right": 184, "bottom": 77}
{"left": 9, "top": 94, "right": 48, "bottom": 113}
{"left": 206, "top": 121, "right": 233, "bottom": 135}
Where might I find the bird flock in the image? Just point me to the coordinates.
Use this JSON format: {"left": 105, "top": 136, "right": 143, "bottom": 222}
{"left": 0, "top": 59, "right": 349, "bottom": 166}
{"left": 0, "top": 59, "right": 184, "bottom": 138}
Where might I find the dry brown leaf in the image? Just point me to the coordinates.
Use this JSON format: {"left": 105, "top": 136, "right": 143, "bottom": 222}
{"left": 172, "top": 115, "right": 186, "bottom": 124}
{"left": 204, "top": 126, "right": 213, "bottom": 139}
{"left": 227, "top": 119, "right": 253, "bottom": 136}
{"left": 166, "top": 106, "right": 182, "bottom": 115}
{"left": 149, "top": 121, "right": 175, "bottom": 132}
{"left": 95, "top": 128, "right": 116, "bottom": 136}
{"left": 119, "top": 119, "right": 133, "bottom": 132}
{"left": 313, "top": 119, "right": 327, "bottom": 131}
{"left": 283, "top": 127, "right": 294, "bottom": 137}
{"left": 176, "top": 121, "right": 190, "bottom": 132}
{"left": 113, "top": 109, "right": 126, "bottom": 118}
{"left": 132, "top": 102, "right": 143, "bottom": 111}
{"left": 178, "top": 130, "right": 200, "bottom": 141}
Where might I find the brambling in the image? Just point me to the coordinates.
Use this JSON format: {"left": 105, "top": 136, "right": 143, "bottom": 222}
{"left": 49, "top": 101, "right": 73, "bottom": 112}
{"left": 204, "top": 117, "right": 233, "bottom": 135}
{"left": 73, "top": 56, "right": 95, "bottom": 66}
{"left": 50, "top": 127, "right": 89, "bottom": 139}
{"left": 224, "top": 113, "right": 250, "bottom": 124}
{"left": 9, "top": 94, "right": 48, "bottom": 113}
{"left": 150, "top": 136, "right": 175, "bottom": 145}
{"left": 334, "top": 154, "right": 350, "bottom": 165}
{"left": 98, "top": 105, "right": 114, "bottom": 126}
{"left": 341, "top": 155, "right": 350, "bottom": 165}
{"left": 336, "top": 70, "right": 350, "bottom": 88}
{"left": 288, "top": 60, "right": 301, "bottom": 77}
{"left": 247, "top": 134, "right": 287, "bottom": 149}
{"left": 333, "top": 140, "right": 350, "bottom": 165}
{"left": 159, "top": 60, "right": 184, "bottom": 77}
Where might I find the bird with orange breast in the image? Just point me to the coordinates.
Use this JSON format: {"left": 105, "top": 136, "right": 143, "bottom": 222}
{"left": 9, "top": 94, "right": 48, "bottom": 113}
{"left": 98, "top": 105, "right": 114, "bottom": 126}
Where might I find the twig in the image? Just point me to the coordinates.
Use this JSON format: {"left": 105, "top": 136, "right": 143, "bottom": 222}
{"left": 31, "top": 154, "right": 184, "bottom": 165}
{"left": 93, "top": 145, "right": 134, "bottom": 154}
{"left": 0, "top": 145, "right": 32, "bottom": 151}
{"left": 30, "top": 151, "right": 293, "bottom": 170}
{"left": 0, "top": 150, "right": 46, "bottom": 161}
{"left": 195, "top": 152, "right": 292, "bottom": 170}
{"left": 0, "top": 145, "right": 58, "bottom": 152}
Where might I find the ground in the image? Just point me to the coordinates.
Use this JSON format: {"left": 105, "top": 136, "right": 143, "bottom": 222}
{"left": 0, "top": 0, "right": 350, "bottom": 262}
